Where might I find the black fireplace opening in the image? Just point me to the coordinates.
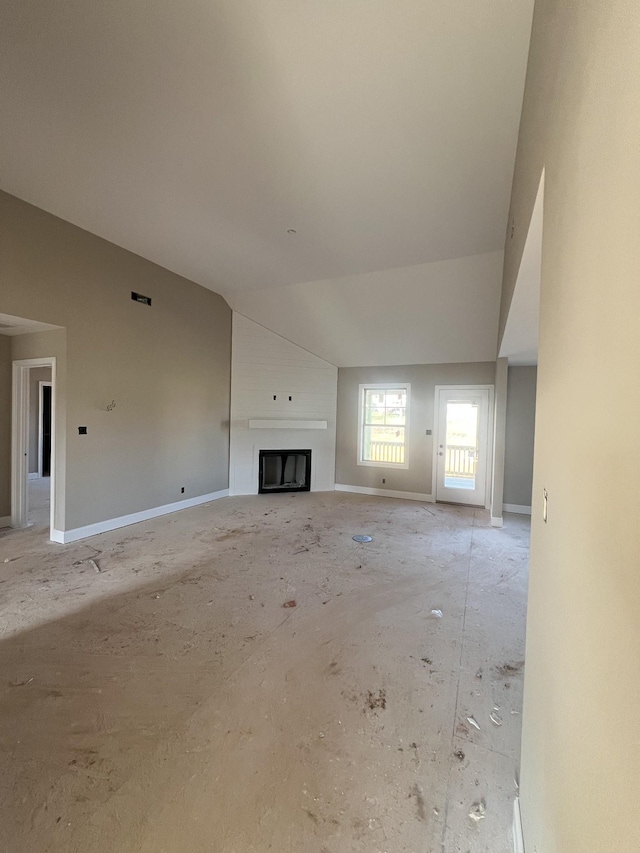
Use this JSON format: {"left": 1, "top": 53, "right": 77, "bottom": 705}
{"left": 259, "top": 449, "right": 311, "bottom": 494}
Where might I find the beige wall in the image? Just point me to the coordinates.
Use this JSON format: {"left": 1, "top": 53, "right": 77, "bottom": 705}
{"left": 504, "top": 366, "right": 537, "bottom": 508}
{"left": 336, "top": 362, "right": 495, "bottom": 495}
{"left": 501, "top": 2, "right": 640, "bottom": 850}
{"left": 0, "top": 336, "right": 11, "bottom": 520}
{"left": 0, "top": 191, "right": 232, "bottom": 533}
{"left": 28, "top": 367, "right": 52, "bottom": 474}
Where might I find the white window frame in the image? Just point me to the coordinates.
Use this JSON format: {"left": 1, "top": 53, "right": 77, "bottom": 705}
{"left": 357, "top": 383, "right": 410, "bottom": 469}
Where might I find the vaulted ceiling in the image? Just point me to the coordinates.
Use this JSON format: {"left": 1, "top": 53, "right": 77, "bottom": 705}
{"left": 0, "top": 0, "right": 534, "bottom": 366}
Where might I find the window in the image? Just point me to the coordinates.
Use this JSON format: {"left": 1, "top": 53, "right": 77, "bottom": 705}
{"left": 358, "top": 384, "right": 410, "bottom": 468}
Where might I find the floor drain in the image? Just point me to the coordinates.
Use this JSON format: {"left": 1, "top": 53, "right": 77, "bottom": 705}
{"left": 352, "top": 535, "right": 373, "bottom": 543}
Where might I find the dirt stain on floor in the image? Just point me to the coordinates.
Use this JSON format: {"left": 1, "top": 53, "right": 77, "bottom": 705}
{"left": 411, "top": 784, "right": 427, "bottom": 821}
{"left": 365, "top": 688, "right": 387, "bottom": 711}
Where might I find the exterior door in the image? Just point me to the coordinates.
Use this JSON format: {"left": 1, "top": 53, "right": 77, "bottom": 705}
{"left": 435, "top": 388, "right": 491, "bottom": 506}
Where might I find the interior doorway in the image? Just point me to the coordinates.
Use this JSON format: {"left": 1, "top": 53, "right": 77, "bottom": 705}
{"left": 434, "top": 386, "right": 493, "bottom": 507}
{"left": 38, "top": 380, "right": 52, "bottom": 477}
{"left": 11, "top": 357, "right": 56, "bottom": 533}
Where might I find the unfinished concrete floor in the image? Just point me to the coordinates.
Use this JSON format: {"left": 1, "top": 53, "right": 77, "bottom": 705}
{"left": 0, "top": 493, "right": 529, "bottom": 852}
{"left": 28, "top": 476, "right": 51, "bottom": 527}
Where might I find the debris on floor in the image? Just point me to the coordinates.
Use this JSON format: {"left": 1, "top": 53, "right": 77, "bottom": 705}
{"left": 496, "top": 661, "right": 524, "bottom": 677}
{"left": 467, "top": 716, "right": 481, "bottom": 730}
{"left": 430, "top": 609, "right": 443, "bottom": 618}
{"left": 490, "top": 712, "right": 503, "bottom": 727}
{"left": 72, "top": 555, "right": 102, "bottom": 572}
{"left": 454, "top": 748, "right": 465, "bottom": 761}
{"left": 469, "top": 800, "right": 486, "bottom": 822}
{"left": 352, "top": 534, "right": 373, "bottom": 543}
{"left": 9, "top": 677, "right": 34, "bottom": 687}
{"left": 283, "top": 600, "right": 297, "bottom": 608}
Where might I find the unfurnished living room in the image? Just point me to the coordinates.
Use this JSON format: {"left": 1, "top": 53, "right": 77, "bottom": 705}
{"left": 0, "top": 2, "right": 638, "bottom": 852}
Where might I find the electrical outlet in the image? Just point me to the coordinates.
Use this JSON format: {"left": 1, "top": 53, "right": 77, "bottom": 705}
{"left": 181, "top": 487, "right": 185, "bottom": 494}
{"left": 78, "top": 426, "right": 87, "bottom": 435}
{"left": 382, "top": 478, "right": 386, "bottom": 484}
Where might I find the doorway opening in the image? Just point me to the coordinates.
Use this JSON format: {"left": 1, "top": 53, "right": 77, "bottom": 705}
{"left": 38, "top": 380, "right": 53, "bottom": 478}
{"left": 433, "top": 386, "right": 493, "bottom": 507}
{"left": 11, "top": 357, "right": 57, "bottom": 535}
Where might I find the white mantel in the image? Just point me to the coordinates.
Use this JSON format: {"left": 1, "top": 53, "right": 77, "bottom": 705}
{"left": 248, "top": 419, "right": 328, "bottom": 430}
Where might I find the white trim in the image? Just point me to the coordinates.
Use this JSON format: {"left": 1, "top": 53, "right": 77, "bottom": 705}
{"left": 490, "top": 516, "right": 504, "bottom": 528}
{"left": 38, "top": 380, "right": 52, "bottom": 478}
{"left": 432, "top": 385, "right": 495, "bottom": 509}
{"left": 335, "top": 483, "right": 434, "bottom": 503}
{"left": 248, "top": 419, "right": 327, "bottom": 430}
{"left": 12, "top": 357, "right": 56, "bottom": 536}
{"left": 51, "top": 489, "right": 229, "bottom": 544}
{"left": 0, "top": 516, "right": 11, "bottom": 529}
{"left": 357, "top": 383, "right": 410, "bottom": 470}
{"left": 513, "top": 798, "right": 525, "bottom": 853}
{"left": 503, "top": 503, "right": 532, "bottom": 515}
{"left": 28, "top": 472, "right": 39, "bottom": 480}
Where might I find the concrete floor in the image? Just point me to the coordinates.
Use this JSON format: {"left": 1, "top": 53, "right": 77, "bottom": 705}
{"left": 28, "top": 476, "right": 51, "bottom": 526}
{"left": 0, "top": 492, "right": 529, "bottom": 852}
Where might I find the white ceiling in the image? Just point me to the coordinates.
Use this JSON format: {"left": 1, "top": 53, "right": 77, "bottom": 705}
{"left": 233, "top": 251, "right": 504, "bottom": 367}
{"left": 0, "top": 0, "right": 534, "bottom": 365}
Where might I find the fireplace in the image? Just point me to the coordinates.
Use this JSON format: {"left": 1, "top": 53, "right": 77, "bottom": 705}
{"left": 259, "top": 449, "right": 311, "bottom": 494}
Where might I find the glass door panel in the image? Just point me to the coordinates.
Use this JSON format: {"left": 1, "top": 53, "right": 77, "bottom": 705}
{"left": 436, "top": 389, "right": 490, "bottom": 506}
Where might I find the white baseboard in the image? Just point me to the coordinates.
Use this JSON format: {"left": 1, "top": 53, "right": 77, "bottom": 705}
{"left": 504, "top": 503, "right": 532, "bottom": 515}
{"left": 513, "top": 798, "right": 525, "bottom": 853}
{"left": 490, "top": 516, "right": 504, "bottom": 528}
{"left": 335, "top": 483, "right": 434, "bottom": 503}
{"left": 50, "top": 489, "right": 229, "bottom": 544}
{"left": 0, "top": 515, "right": 11, "bottom": 529}
{"left": 28, "top": 472, "right": 39, "bottom": 480}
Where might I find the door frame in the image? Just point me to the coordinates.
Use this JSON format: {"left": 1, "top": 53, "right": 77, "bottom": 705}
{"left": 432, "top": 385, "right": 495, "bottom": 509}
{"left": 11, "top": 357, "right": 56, "bottom": 532}
{"left": 38, "top": 380, "right": 53, "bottom": 478}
